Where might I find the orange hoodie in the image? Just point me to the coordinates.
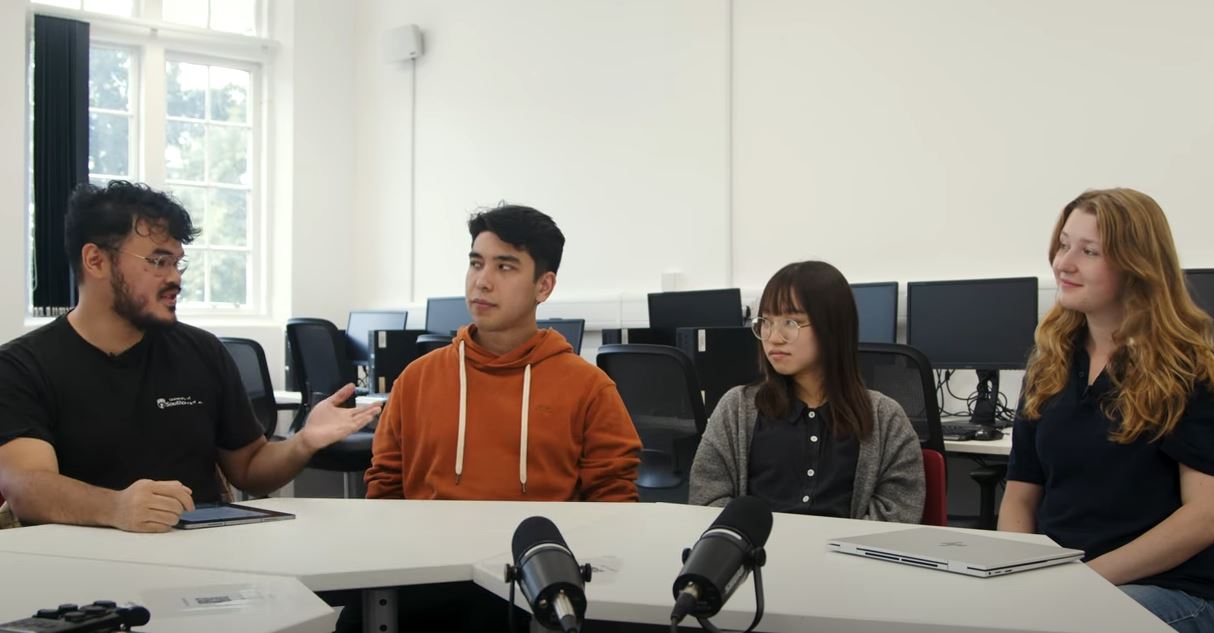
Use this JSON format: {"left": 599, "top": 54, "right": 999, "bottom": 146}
{"left": 365, "top": 325, "right": 642, "bottom": 501}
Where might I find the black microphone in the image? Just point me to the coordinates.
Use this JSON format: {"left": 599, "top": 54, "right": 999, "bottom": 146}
{"left": 505, "top": 516, "right": 593, "bottom": 633}
{"left": 671, "top": 496, "right": 773, "bottom": 624}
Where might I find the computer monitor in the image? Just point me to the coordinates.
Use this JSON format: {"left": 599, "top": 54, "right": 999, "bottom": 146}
{"left": 906, "top": 277, "right": 1038, "bottom": 371}
{"left": 538, "top": 318, "right": 586, "bottom": 355}
{"left": 647, "top": 288, "right": 744, "bottom": 329}
{"left": 1186, "top": 269, "right": 1214, "bottom": 318}
{"left": 851, "top": 282, "right": 898, "bottom": 344}
{"left": 425, "top": 296, "right": 472, "bottom": 335}
{"left": 346, "top": 310, "right": 407, "bottom": 363}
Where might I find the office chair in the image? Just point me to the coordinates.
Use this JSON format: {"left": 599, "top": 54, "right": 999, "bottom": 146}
{"left": 596, "top": 344, "right": 707, "bottom": 502}
{"left": 971, "top": 463, "right": 1008, "bottom": 530}
{"left": 285, "top": 318, "right": 376, "bottom": 498}
{"left": 537, "top": 318, "right": 586, "bottom": 355}
{"left": 219, "top": 337, "right": 293, "bottom": 440}
{"left": 857, "top": 343, "right": 946, "bottom": 456}
{"left": 415, "top": 334, "right": 453, "bottom": 356}
{"left": 921, "top": 448, "right": 948, "bottom": 526}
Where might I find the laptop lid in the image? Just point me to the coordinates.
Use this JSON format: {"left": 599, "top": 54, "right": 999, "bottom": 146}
{"left": 828, "top": 527, "right": 1083, "bottom": 576}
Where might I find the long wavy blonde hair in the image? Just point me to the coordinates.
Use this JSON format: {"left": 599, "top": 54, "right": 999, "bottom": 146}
{"left": 1021, "top": 188, "right": 1214, "bottom": 443}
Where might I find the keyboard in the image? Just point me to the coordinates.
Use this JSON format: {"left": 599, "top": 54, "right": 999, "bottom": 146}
{"left": 941, "top": 423, "right": 978, "bottom": 441}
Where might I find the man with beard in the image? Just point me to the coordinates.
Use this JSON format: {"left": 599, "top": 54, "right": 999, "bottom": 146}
{"left": 0, "top": 181, "right": 380, "bottom": 532}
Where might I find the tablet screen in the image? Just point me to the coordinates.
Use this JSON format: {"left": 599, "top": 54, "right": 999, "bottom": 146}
{"left": 175, "top": 503, "right": 294, "bottom": 528}
{"left": 181, "top": 505, "right": 271, "bottom": 522}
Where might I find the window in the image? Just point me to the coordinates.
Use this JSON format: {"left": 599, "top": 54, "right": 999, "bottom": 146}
{"left": 32, "top": 0, "right": 134, "bottom": 17}
{"left": 88, "top": 45, "right": 137, "bottom": 186}
{"left": 166, "top": 60, "right": 253, "bottom": 306}
{"left": 162, "top": 0, "right": 258, "bottom": 36}
{"left": 30, "top": 0, "right": 268, "bottom": 313}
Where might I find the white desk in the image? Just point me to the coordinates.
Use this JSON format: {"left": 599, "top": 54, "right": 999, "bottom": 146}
{"left": 944, "top": 433, "right": 1013, "bottom": 456}
{"left": 942, "top": 416, "right": 1014, "bottom": 457}
{"left": 0, "top": 499, "right": 644, "bottom": 593}
{"left": 273, "top": 390, "right": 388, "bottom": 407}
{"left": 0, "top": 551, "right": 335, "bottom": 633}
{"left": 472, "top": 502, "right": 1168, "bottom": 633}
{"left": 0, "top": 499, "right": 1168, "bottom": 633}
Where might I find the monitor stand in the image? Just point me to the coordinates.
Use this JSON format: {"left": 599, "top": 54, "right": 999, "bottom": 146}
{"left": 969, "top": 370, "right": 1000, "bottom": 427}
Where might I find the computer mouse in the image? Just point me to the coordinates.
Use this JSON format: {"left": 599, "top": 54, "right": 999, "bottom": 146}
{"left": 973, "top": 427, "right": 1004, "bottom": 441}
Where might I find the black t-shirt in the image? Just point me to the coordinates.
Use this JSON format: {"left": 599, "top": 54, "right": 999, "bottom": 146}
{"left": 1007, "top": 343, "right": 1214, "bottom": 599}
{"left": 747, "top": 401, "right": 859, "bottom": 518}
{"left": 0, "top": 316, "right": 264, "bottom": 503}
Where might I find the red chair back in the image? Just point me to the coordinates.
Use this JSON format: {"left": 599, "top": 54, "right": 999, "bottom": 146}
{"left": 921, "top": 448, "right": 947, "bottom": 526}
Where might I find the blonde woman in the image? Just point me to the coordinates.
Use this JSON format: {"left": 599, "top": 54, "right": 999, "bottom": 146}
{"left": 1000, "top": 189, "right": 1214, "bottom": 632}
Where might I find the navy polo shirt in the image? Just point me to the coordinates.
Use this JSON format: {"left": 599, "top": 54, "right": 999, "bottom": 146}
{"left": 1007, "top": 343, "right": 1214, "bottom": 599}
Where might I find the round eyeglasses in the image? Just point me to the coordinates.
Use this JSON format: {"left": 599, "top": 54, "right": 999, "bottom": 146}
{"left": 114, "top": 249, "right": 189, "bottom": 275}
{"left": 751, "top": 316, "right": 811, "bottom": 342}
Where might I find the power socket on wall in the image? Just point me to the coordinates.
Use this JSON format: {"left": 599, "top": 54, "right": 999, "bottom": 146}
{"left": 660, "top": 271, "right": 683, "bottom": 292}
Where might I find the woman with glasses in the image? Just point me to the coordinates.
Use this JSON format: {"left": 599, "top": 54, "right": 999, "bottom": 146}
{"left": 689, "top": 261, "right": 924, "bottom": 521}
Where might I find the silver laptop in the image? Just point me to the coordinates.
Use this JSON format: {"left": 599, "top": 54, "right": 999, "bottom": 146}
{"left": 827, "top": 527, "right": 1084, "bottom": 578}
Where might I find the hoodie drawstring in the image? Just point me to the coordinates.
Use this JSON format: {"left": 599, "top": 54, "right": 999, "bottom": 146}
{"left": 519, "top": 364, "right": 531, "bottom": 494}
{"left": 454, "top": 338, "right": 534, "bottom": 495}
{"left": 456, "top": 340, "right": 468, "bottom": 484}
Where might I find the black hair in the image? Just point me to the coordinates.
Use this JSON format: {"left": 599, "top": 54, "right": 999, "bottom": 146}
{"left": 753, "top": 261, "right": 873, "bottom": 440}
{"left": 64, "top": 180, "right": 200, "bottom": 280}
{"left": 467, "top": 204, "right": 565, "bottom": 277}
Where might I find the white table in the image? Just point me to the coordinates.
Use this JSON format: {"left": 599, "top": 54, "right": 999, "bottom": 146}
{"left": 942, "top": 416, "right": 1014, "bottom": 457}
{"left": 0, "top": 499, "right": 1169, "bottom": 633}
{"left": 473, "top": 502, "right": 1168, "bottom": 633}
{"left": 944, "top": 433, "right": 1012, "bottom": 456}
{"left": 0, "top": 551, "right": 336, "bottom": 633}
{"left": 273, "top": 390, "right": 388, "bottom": 407}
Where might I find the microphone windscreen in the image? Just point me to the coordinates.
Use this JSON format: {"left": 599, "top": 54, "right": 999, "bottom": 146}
{"left": 710, "top": 496, "right": 773, "bottom": 549}
{"left": 512, "top": 516, "right": 569, "bottom": 563}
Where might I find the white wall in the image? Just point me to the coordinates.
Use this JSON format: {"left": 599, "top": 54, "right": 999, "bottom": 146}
{"left": 0, "top": 2, "right": 29, "bottom": 345}
{"left": 352, "top": 0, "right": 732, "bottom": 309}
{"left": 732, "top": 0, "right": 1214, "bottom": 288}
{"left": 350, "top": 0, "right": 1214, "bottom": 311}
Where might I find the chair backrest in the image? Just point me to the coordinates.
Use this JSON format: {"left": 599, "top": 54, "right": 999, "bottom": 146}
{"left": 596, "top": 344, "right": 708, "bottom": 436}
{"left": 921, "top": 448, "right": 947, "bottom": 526}
{"left": 538, "top": 318, "right": 586, "bottom": 354}
{"left": 857, "top": 343, "right": 945, "bottom": 455}
{"left": 286, "top": 318, "right": 356, "bottom": 408}
{"left": 219, "top": 337, "right": 278, "bottom": 439}
{"left": 415, "top": 334, "right": 453, "bottom": 355}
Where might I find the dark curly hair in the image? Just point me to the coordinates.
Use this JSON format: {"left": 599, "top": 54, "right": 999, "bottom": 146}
{"left": 468, "top": 204, "right": 565, "bottom": 278}
{"left": 65, "top": 180, "right": 200, "bottom": 280}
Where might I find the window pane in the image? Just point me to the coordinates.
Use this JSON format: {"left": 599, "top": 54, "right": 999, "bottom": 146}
{"left": 166, "top": 61, "right": 206, "bottom": 119}
{"left": 88, "top": 113, "right": 129, "bottom": 175}
{"left": 82, "top": 0, "right": 133, "bottom": 16}
{"left": 180, "top": 249, "right": 206, "bottom": 303}
{"left": 210, "top": 0, "right": 258, "bottom": 35}
{"left": 162, "top": 0, "right": 208, "bottom": 28}
{"left": 209, "top": 251, "right": 247, "bottom": 305}
{"left": 171, "top": 185, "right": 207, "bottom": 243}
{"left": 209, "top": 66, "right": 249, "bottom": 123}
{"left": 207, "top": 126, "right": 249, "bottom": 185}
{"left": 208, "top": 188, "right": 247, "bottom": 246}
{"left": 89, "top": 48, "right": 129, "bottom": 111}
{"left": 32, "top": 0, "right": 80, "bottom": 9}
{"left": 165, "top": 121, "right": 205, "bottom": 181}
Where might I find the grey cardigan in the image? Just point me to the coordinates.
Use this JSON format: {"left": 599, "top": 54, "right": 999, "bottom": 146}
{"left": 689, "top": 385, "right": 925, "bottom": 523}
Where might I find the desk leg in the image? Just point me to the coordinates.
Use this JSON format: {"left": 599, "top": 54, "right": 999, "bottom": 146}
{"left": 362, "top": 588, "right": 398, "bottom": 633}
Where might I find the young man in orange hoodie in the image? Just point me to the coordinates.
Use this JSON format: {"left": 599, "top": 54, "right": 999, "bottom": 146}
{"left": 365, "top": 205, "right": 642, "bottom": 502}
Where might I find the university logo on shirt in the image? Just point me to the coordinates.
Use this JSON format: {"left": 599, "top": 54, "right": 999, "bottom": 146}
{"left": 156, "top": 396, "right": 203, "bottom": 409}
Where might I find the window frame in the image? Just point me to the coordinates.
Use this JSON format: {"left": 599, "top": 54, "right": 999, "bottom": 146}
{"left": 26, "top": 0, "right": 274, "bottom": 318}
